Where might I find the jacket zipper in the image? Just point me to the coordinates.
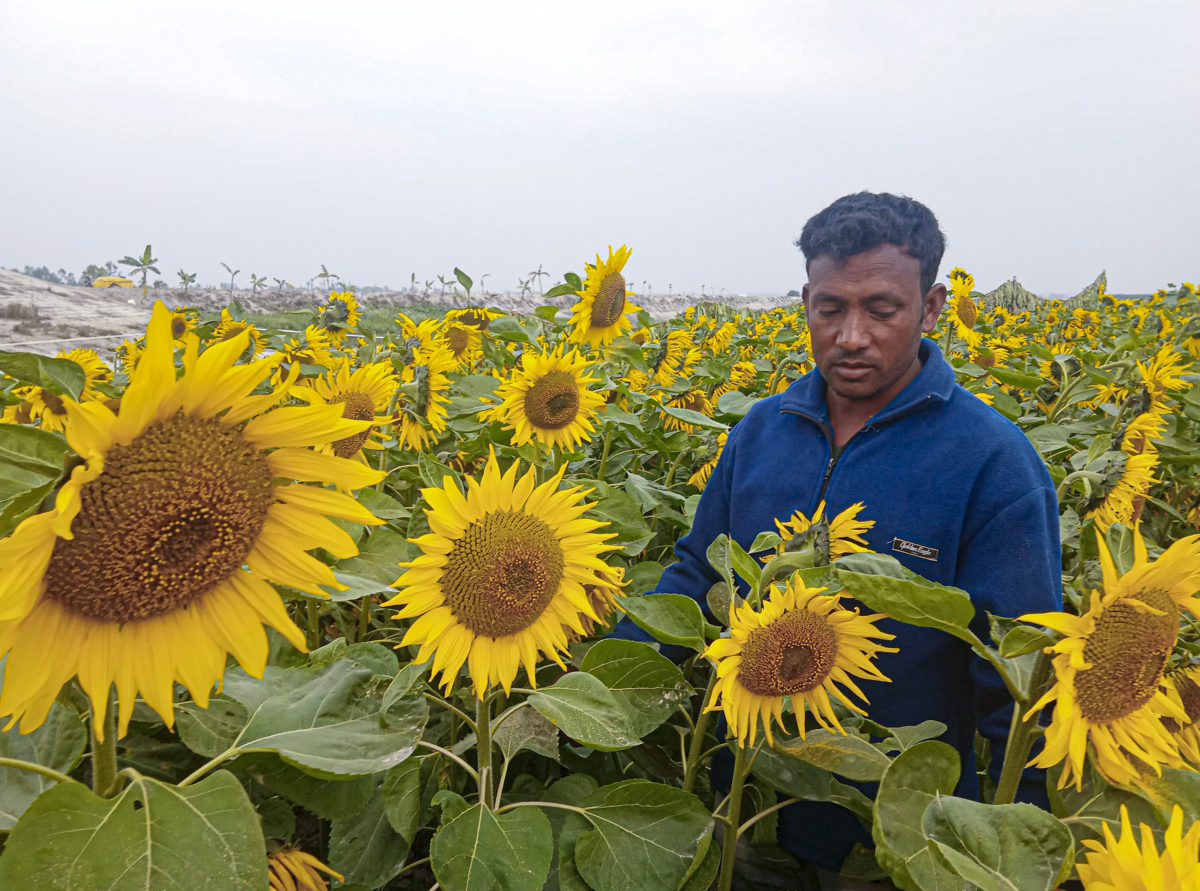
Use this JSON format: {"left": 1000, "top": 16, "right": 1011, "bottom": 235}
{"left": 782, "top": 408, "right": 842, "bottom": 506}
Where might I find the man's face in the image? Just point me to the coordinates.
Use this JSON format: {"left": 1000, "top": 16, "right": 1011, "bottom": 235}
{"left": 802, "top": 243, "right": 946, "bottom": 410}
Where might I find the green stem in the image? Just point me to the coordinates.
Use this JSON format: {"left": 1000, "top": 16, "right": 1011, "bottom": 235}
{"left": 737, "top": 797, "right": 801, "bottom": 839}
{"left": 716, "top": 743, "right": 750, "bottom": 891}
{"left": 993, "top": 649, "right": 1053, "bottom": 805}
{"left": 90, "top": 691, "right": 120, "bottom": 798}
{"left": 597, "top": 427, "right": 614, "bottom": 481}
{"left": 663, "top": 447, "right": 687, "bottom": 490}
{"left": 178, "top": 745, "right": 242, "bottom": 786}
{"left": 476, "top": 696, "right": 494, "bottom": 809}
{"left": 306, "top": 599, "right": 320, "bottom": 650}
{"left": 941, "top": 320, "right": 954, "bottom": 357}
{"left": 0, "top": 757, "right": 81, "bottom": 787}
{"left": 357, "top": 594, "right": 372, "bottom": 642}
{"left": 682, "top": 673, "right": 718, "bottom": 794}
{"left": 416, "top": 741, "right": 479, "bottom": 782}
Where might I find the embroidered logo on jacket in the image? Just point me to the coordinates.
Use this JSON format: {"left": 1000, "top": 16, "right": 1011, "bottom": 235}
{"left": 892, "top": 537, "right": 939, "bottom": 562}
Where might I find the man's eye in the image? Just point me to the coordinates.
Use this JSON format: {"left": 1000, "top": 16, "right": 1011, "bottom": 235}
{"left": 817, "top": 307, "right": 841, "bottom": 317}
{"left": 871, "top": 310, "right": 897, "bottom": 319}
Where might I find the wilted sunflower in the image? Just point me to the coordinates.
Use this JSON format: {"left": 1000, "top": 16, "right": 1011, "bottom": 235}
{"left": 268, "top": 846, "right": 344, "bottom": 891}
{"left": 0, "top": 301, "right": 386, "bottom": 738}
{"left": 295, "top": 358, "right": 396, "bottom": 462}
{"left": 209, "top": 308, "right": 264, "bottom": 360}
{"left": 688, "top": 432, "right": 727, "bottom": 490}
{"left": 394, "top": 340, "right": 454, "bottom": 452}
{"left": 318, "top": 291, "right": 361, "bottom": 345}
{"left": 384, "top": 452, "right": 616, "bottom": 698}
{"left": 566, "top": 245, "right": 643, "bottom": 349}
{"left": 492, "top": 346, "right": 605, "bottom": 450}
{"left": 1075, "top": 804, "right": 1200, "bottom": 889}
{"left": 663, "top": 390, "right": 714, "bottom": 433}
{"left": 704, "top": 577, "right": 896, "bottom": 747}
{"left": 771, "top": 500, "right": 875, "bottom": 562}
{"left": 56, "top": 348, "right": 112, "bottom": 401}
{"left": 1020, "top": 526, "right": 1200, "bottom": 789}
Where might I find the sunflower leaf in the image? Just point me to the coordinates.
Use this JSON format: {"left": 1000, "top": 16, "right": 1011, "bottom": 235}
{"left": 774, "top": 729, "right": 892, "bottom": 782}
{"left": 0, "top": 701, "right": 87, "bottom": 830}
{"left": 329, "top": 782, "right": 412, "bottom": 888}
{"left": 493, "top": 706, "right": 560, "bottom": 762}
{"left": 618, "top": 593, "right": 707, "bottom": 651}
{"left": 0, "top": 770, "right": 267, "bottom": 889}
{"left": 0, "top": 350, "right": 86, "bottom": 398}
{"left": 579, "top": 640, "right": 692, "bottom": 737}
{"left": 527, "top": 672, "right": 641, "bottom": 751}
{"left": 431, "top": 802, "right": 553, "bottom": 891}
{"left": 659, "top": 405, "right": 727, "bottom": 431}
{"left": 835, "top": 553, "right": 976, "bottom": 644}
{"left": 0, "top": 424, "right": 70, "bottom": 539}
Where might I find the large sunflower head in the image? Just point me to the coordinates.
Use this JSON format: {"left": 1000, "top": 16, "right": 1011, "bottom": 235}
{"left": 566, "top": 245, "right": 643, "bottom": 349}
{"left": 6, "top": 385, "right": 70, "bottom": 432}
{"left": 1076, "top": 804, "right": 1200, "bottom": 889}
{"left": 493, "top": 345, "right": 605, "bottom": 450}
{"left": 703, "top": 576, "right": 896, "bottom": 747}
{"left": 296, "top": 358, "right": 397, "bottom": 462}
{"left": 0, "top": 301, "right": 386, "bottom": 739}
{"left": 1020, "top": 526, "right": 1200, "bottom": 789}
{"left": 274, "top": 325, "right": 336, "bottom": 383}
{"left": 384, "top": 452, "right": 617, "bottom": 698}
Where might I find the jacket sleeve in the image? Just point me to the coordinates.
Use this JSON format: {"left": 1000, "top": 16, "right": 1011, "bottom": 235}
{"left": 956, "top": 484, "right": 1062, "bottom": 803}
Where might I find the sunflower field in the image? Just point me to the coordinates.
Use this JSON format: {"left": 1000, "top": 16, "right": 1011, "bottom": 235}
{"left": 0, "top": 250, "right": 1199, "bottom": 890}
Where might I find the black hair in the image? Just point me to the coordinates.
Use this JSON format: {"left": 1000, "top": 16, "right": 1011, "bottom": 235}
{"left": 795, "top": 191, "right": 946, "bottom": 294}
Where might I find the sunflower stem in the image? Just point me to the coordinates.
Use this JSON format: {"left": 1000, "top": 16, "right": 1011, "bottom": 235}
{"left": 476, "top": 696, "right": 495, "bottom": 809}
{"left": 716, "top": 743, "right": 750, "bottom": 891}
{"left": 683, "top": 672, "right": 718, "bottom": 794}
{"left": 357, "top": 594, "right": 372, "bottom": 641}
{"left": 941, "top": 320, "right": 954, "bottom": 357}
{"left": 0, "top": 757, "right": 81, "bottom": 788}
{"left": 306, "top": 599, "right": 321, "bottom": 650}
{"left": 90, "top": 692, "right": 120, "bottom": 798}
{"left": 597, "top": 427, "right": 614, "bottom": 481}
{"left": 992, "top": 649, "right": 1053, "bottom": 806}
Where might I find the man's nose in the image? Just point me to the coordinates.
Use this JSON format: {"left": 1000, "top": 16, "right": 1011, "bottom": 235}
{"left": 835, "top": 311, "right": 870, "bottom": 350}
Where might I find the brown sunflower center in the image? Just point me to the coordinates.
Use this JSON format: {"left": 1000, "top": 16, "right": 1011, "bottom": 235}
{"left": 332, "top": 391, "right": 375, "bottom": 458}
{"left": 957, "top": 295, "right": 978, "bottom": 329}
{"left": 39, "top": 389, "right": 66, "bottom": 416}
{"left": 590, "top": 273, "right": 627, "bottom": 328}
{"left": 42, "top": 413, "right": 273, "bottom": 624}
{"left": 524, "top": 371, "right": 580, "bottom": 430}
{"left": 1074, "top": 588, "right": 1178, "bottom": 724}
{"left": 218, "top": 323, "right": 247, "bottom": 342}
{"left": 457, "top": 309, "right": 490, "bottom": 331}
{"left": 446, "top": 326, "right": 472, "bottom": 357}
{"left": 171, "top": 316, "right": 188, "bottom": 339}
{"left": 737, "top": 610, "right": 839, "bottom": 696}
{"left": 439, "top": 509, "right": 565, "bottom": 638}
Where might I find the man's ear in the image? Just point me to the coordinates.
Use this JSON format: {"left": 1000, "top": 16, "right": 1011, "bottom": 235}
{"left": 922, "top": 283, "right": 948, "bottom": 333}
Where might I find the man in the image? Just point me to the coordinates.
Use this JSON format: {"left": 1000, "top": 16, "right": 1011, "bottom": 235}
{"left": 619, "top": 192, "right": 1062, "bottom": 882}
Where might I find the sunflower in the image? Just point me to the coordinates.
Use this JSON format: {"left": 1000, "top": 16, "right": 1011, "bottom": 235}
{"left": 384, "top": 452, "right": 616, "bottom": 698}
{"left": 1075, "top": 805, "right": 1200, "bottom": 889}
{"left": 662, "top": 390, "right": 714, "bottom": 433}
{"left": 1020, "top": 526, "right": 1200, "bottom": 789}
{"left": 703, "top": 576, "right": 896, "bottom": 747}
{"left": 274, "top": 325, "right": 336, "bottom": 384}
{"left": 712, "top": 360, "right": 757, "bottom": 400}
{"left": 113, "top": 339, "right": 144, "bottom": 376}
{"left": 1137, "top": 344, "right": 1193, "bottom": 410}
{"left": 571, "top": 564, "right": 628, "bottom": 641}
{"left": 771, "top": 501, "right": 875, "bottom": 563}
{"left": 209, "top": 308, "right": 264, "bottom": 360}
{"left": 688, "top": 432, "right": 727, "bottom": 490}
{"left": 318, "top": 291, "right": 361, "bottom": 346}
{"left": 947, "top": 267, "right": 974, "bottom": 299}
{"left": 167, "top": 308, "right": 198, "bottom": 344}
{"left": 8, "top": 386, "right": 70, "bottom": 432}
{"left": 56, "top": 348, "right": 112, "bottom": 401}
{"left": 491, "top": 346, "right": 604, "bottom": 450}
{"left": 1085, "top": 450, "right": 1159, "bottom": 531}
{"left": 295, "top": 358, "right": 396, "bottom": 462}
{"left": 566, "top": 245, "right": 643, "bottom": 349}
{"left": 394, "top": 340, "right": 454, "bottom": 452}
{"left": 1166, "top": 665, "right": 1200, "bottom": 766}
{"left": 442, "top": 320, "right": 484, "bottom": 369}
{"left": 0, "top": 301, "right": 386, "bottom": 738}
{"left": 446, "top": 306, "right": 503, "bottom": 334}
{"left": 268, "top": 846, "right": 344, "bottom": 891}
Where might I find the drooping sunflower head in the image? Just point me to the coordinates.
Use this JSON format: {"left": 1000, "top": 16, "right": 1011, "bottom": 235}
{"left": 55, "top": 348, "right": 112, "bottom": 401}
{"left": 267, "top": 846, "right": 344, "bottom": 891}
{"left": 493, "top": 345, "right": 605, "bottom": 450}
{"left": 0, "top": 301, "right": 386, "bottom": 739}
{"left": 566, "top": 245, "right": 643, "bottom": 349}
{"left": 1165, "top": 665, "right": 1200, "bottom": 766}
{"left": 1076, "top": 805, "right": 1200, "bottom": 889}
{"left": 688, "top": 431, "right": 727, "bottom": 490}
{"left": 446, "top": 306, "right": 503, "bottom": 333}
{"left": 571, "top": 564, "right": 628, "bottom": 641}
{"left": 384, "top": 451, "right": 617, "bottom": 697}
{"left": 442, "top": 321, "right": 484, "bottom": 369}
{"left": 772, "top": 501, "right": 875, "bottom": 564}
{"left": 662, "top": 390, "right": 714, "bottom": 432}
{"left": 275, "top": 325, "right": 336, "bottom": 383}
{"left": 113, "top": 338, "right": 144, "bottom": 376}
{"left": 393, "top": 340, "right": 455, "bottom": 452}
{"left": 209, "top": 308, "right": 264, "bottom": 361}
{"left": 318, "top": 291, "right": 361, "bottom": 345}
{"left": 703, "top": 576, "right": 896, "bottom": 747}
{"left": 947, "top": 267, "right": 975, "bottom": 300}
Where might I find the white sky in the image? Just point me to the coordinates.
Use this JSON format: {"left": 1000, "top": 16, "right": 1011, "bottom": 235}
{"left": 2, "top": 1, "right": 1197, "bottom": 297}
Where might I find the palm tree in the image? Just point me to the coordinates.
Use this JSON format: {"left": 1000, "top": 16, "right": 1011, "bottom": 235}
{"left": 177, "top": 270, "right": 197, "bottom": 292}
{"left": 529, "top": 264, "right": 548, "bottom": 296}
{"left": 272, "top": 277, "right": 289, "bottom": 291}
{"left": 220, "top": 262, "right": 240, "bottom": 298}
{"left": 249, "top": 273, "right": 267, "bottom": 294}
{"left": 315, "top": 265, "right": 339, "bottom": 293}
{"left": 119, "top": 245, "right": 160, "bottom": 298}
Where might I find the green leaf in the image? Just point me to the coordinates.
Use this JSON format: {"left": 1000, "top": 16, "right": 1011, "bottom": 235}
{"left": 353, "top": 487, "right": 410, "bottom": 521}
{"left": 337, "top": 527, "right": 412, "bottom": 584}
{"left": 488, "top": 315, "right": 532, "bottom": 343}
{"left": 986, "top": 364, "right": 1045, "bottom": 390}
{"left": 871, "top": 741, "right": 963, "bottom": 890}
{"left": 751, "top": 747, "right": 872, "bottom": 821}
{"left": 1026, "top": 424, "right": 1072, "bottom": 457}
{"left": 1104, "top": 522, "right": 1136, "bottom": 576}
{"left": 748, "top": 530, "right": 783, "bottom": 554}
{"left": 1130, "top": 767, "right": 1200, "bottom": 824}
{"left": 883, "top": 720, "right": 949, "bottom": 752}
{"left": 836, "top": 552, "right": 976, "bottom": 644}
{"left": 329, "top": 782, "right": 411, "bottom": 888}
{"left": 222, "top": 660, "right": 428, "bottom": 777}
{"left": 0, "top": 771, "right": 266, "bottom": 889}
{"left": 543, "top": 776, "right": 598, "bottom": 891}
{"left": 381, "top": 758, "right": 424, "bottom": 841}
{"left": 494, "top": 706, "right": 560, "bottom": 761}
{"left": 728, "top": 538, "right": 763, "bottom": 592}
{"left": 999, "top": 625, "right": 1056, "bottom": 658}
{"left": 527, "top": 672, "right": 641, "bottom": 751}
{"left": 715, "top": 391, "right": 760, "bottom": 418}
{"left": 923, "top": 796, "right": 1073, "bottom": 891}
{"left": 659, "top": 405, "right": 728, "bottom": 431}
{"left": 600, "top": 403, "right": 642, "bottom": 429}
{"left": 623, "top": 470, "right": 685, "bottom": 513}
{"left": 418, "top": 451, "right": 461, "bottom": 491}
{"left": 177, "top": 697, "right": 249, "bottom": 757}
{"left": 0, "top": 424, "right": 70, "bottom": 538}
{"left": 570, "top": 780, "right": 712, "bottom": 891}
{"left": 619, "top": 593, "right": 707, "bottom": 650}
{"left": 453, "top": 267, "right": 473, "bottom": 294}
{"left": 579, "top": 640, "right": 692, "bottom": 736}
{"left": 586, "top": 484, "right": 653, "bottom": 556}
{"left": 706, "top": 533, "right": 736, "bottom": 594}
{"left": 431, "top": 803, "right": 553, "bottom": 891}
{"left": 242, "top": 754, "right": 375, "bottom": 818}
{"left": 564, "top": 272, "right": 582, "bottom": 290}
{"left": 0, "top": 702, "right": 87, "bottom": 830}
{"left": 0, "top": 350, "right": 86, "bottom": 398}
{"left": 774, "top": 729, "right": 892, "bottom": 782}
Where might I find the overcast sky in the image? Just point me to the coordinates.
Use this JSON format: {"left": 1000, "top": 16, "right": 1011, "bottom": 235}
{"left": 2, "top": 1, "right": 1197, "bottom": 298}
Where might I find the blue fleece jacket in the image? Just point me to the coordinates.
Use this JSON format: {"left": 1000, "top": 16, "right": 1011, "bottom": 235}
{"left": 615, "top": 339, "right": 1062, "bottom": 869}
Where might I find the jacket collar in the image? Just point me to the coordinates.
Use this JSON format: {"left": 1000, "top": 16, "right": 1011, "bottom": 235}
{"left": 779, "top": 338, "right": 956, "bottom": 426}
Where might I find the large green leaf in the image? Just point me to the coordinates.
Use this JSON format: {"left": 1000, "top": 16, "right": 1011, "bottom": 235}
{"left": 750, "top": 746, "right": 872, "bottom": 821}
{"left": 659, "top": 405, "right": 728, "bottom": 431}
{"left": 431, "top": 803, "right": 553, "bottom": 891}
{"left": 329, "top": 783, "right": 411, "bottom": 888}
{"left": 336, "top": 527, "right": 413, "bottom": 582}
{"left": 493, "top": 705, "right": 560, "bottom": 762}
{"left": 0, "top": 423, "right": 70, "bottom": 538}
{"left": 527, "top": 672, "right": 641, "bottom": 751}
{"left": 1131, "top": 767, "right": 1200, "bottom": 824}
{"left": 241, "top": 754, "right": 375, "bottom": 819}
{"left": 579, "top": 640, "right": 692, "bottom": 736}
{"left": 0, "top": 770, "right": 266, "bottom": 889}
{"left": 0, "top": 350, "right": 86, "bottom": 398}
{"left": 176, "top": 697, "right": 249, "bottom": 757}
{"left": 570, "top": 780, "right": 712, "bottom": 891}
{"left": 619, "top": 593, "right": 707, "bottom": 650}
{"left": 774, "top": 729, "right": 892, "bottom": 782}
{"left": 871, "top": 740, "right": 965, "bottom": 891}
{"left": 923, "top": 796, "right": 1073, "bottom": 891}
{"left": 220, "top": 659, "right": 428, "bottom": 777}
{"left": 381, "top": 757, "right": 424, "bottom": 841}
{"left": 542, "top": 775, "right": 599, "bottom": 891}
{"left": 0, "top": 701, "right": 87, "bottom": 830}
{"left": 836, "top": 553, "right": 976, "bottom": 644}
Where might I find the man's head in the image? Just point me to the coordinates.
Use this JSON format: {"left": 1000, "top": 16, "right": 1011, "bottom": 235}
{"left": 797, "top": 192, "right": 948, "bottom": 414}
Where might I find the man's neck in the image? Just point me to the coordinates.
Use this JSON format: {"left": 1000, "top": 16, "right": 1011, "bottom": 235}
{"left": 825, "top": 353, "right": 925, "bottom": 446}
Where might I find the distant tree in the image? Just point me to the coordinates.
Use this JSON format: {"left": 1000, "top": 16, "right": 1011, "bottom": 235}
{"left": 249, "top": 273, "right": 267, "bottom": 294}
{"left": 518, "top": 276, "right": 533, "bottom": 298}
{"left": 220, "top": 262, "right": 240, "bottom": 296}
{"left": 480, "top": 273, "right": 491, "bottom": 296}
{"left": 105, "top": 261, "right": 118, "bottom": 275}
{"left": 119, "top": 245, "right": 160, "bottom": 298}
{"left": 529, "top": 264, "right": 548, "bottom": 296}
{"left": 786, "top": 289, "right": 801, "bottom": 298}
{"left": 315, "top": 265, "right": 339, "bottom": 292}
{"left": 178, "top": 270, "right": 197, "bottom": 292}
{"left": 81, "top": 264, "right": 109, "bottom": 286}
{"left": 272, "top": 277, "right": 289, "bottom": 291}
